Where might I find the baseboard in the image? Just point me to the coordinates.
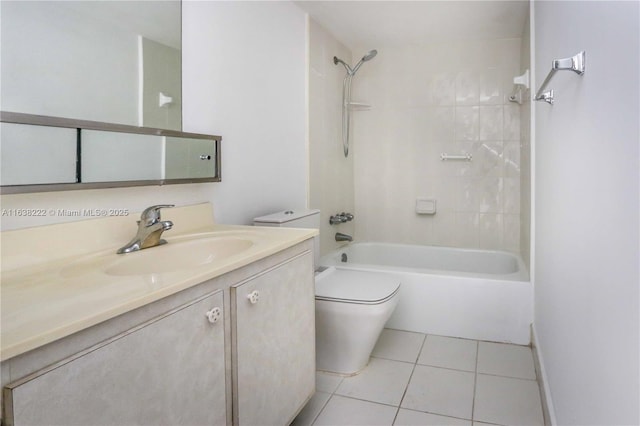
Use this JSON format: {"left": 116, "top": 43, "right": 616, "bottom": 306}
{"left": 531, "top": 325, "right": 557, "bottom": 426}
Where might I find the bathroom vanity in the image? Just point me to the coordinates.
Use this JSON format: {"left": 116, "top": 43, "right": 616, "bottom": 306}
{"left": 0, "top": 203, "right": 317, "bottom": 425}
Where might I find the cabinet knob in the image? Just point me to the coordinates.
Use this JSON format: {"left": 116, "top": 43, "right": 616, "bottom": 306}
{"left": 247, "top": 290, "right": 260, "bottom": 305}
{"left": 205, "top": 307, "right": 222, "bottom": 324}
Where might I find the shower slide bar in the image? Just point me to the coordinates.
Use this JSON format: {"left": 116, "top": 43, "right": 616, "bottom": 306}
{"left": 441, "top": 153, "right": 472, "bottom": 162}
{"left": 535, "top": 51, "right": 585, "bottom": 105}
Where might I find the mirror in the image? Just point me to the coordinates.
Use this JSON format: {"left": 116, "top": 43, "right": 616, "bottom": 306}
{"left": 1, "top": 0, "right": 181, "bottom": 130}
{"left": 0, "top": 1, "right": 221, "bottom": 193}
{"left": 0, "top": 112, "right": 221, "bottom": 194}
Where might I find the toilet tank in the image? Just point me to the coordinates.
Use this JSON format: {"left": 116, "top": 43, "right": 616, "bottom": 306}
{"left": 253, "top": 209, "right": 320, "bottom": 268}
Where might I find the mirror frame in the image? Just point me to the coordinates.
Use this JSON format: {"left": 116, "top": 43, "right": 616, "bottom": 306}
{"left": 0, "top": 111, "right": 221, "bottom": 194}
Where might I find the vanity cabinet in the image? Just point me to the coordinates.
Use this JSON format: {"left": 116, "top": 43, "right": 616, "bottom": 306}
{"left": 2, "top": 240, "right": 315, "bottom": 426}
{"left": 3, "top": 290, "right": 228, "bottom": 426}
{"left": 232, "top": 252, "right": 315, "bottom": 425}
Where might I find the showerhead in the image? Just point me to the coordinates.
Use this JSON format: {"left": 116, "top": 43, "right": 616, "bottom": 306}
{"left": 351, "top": 49, "right": 378, "bottom": 75}
{"left": 362, "top": 49, "right": 378, "bottom": 62}
{"left": 334, "top": 50, "right": 378, "bottom": 76}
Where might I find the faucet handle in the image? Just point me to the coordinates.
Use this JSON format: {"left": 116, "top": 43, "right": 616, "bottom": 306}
{"left": 140, "top": 204, "right": 175, "bottom": 226}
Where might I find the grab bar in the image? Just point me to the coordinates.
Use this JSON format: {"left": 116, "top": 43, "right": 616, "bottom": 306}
{"left": 441, "top": 153, "right": 472, "bottom": 162}
{"left": 535, "top": 51, "right": 585, "bottom": 105}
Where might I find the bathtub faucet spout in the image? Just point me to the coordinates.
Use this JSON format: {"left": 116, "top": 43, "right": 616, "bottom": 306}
{"left": 335, "top": 232, "right": 353, "bottom": 242}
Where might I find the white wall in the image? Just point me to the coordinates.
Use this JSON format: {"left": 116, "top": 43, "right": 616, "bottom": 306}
{"left": 352, "top": 40, "right": 523, "bottom": 252}
{"left": 1, "top": 1, "right": 308, "bottom": 231}
{"left": 533, "top": 1, "right": 639, "bottom": 424}
{"left": 308, "top": 19, "right": 355, "bottom": 255}
{"left": 182, "top": 1, "right": 308, "bottom": 225}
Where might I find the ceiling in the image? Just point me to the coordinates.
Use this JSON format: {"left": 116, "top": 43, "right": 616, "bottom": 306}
{"left": 295, "top": 1, "right": 529, "bottom": 49}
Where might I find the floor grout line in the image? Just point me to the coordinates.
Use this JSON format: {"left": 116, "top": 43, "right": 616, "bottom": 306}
{"left": 310, "top": 373, "right": 343, "bottom": 426}
{"left": 400, "top": 406, "right": 477, "bottom": 423}
{"left": 390, "top": 332, "right": 427, "bottom": 425}
{"left": 328, "top": 393, "right": 404, "bottom": 409}
{"left": 308, "top": 392, "right": 332, "bottom": 426}
{"left": 308, "top": 330, "right": 542, "bottom": 426}
{"left": 471, "top": 339, "right": 480, "bottom": 422}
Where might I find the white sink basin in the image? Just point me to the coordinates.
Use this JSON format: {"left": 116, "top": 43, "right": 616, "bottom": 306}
{"left": 106, "top": 236, "right": 254, "bottom": 276}
{"left": 60, "top": 235, "right": 254, "bottom": 278}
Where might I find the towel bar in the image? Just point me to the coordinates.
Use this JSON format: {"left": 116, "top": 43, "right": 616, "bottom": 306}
{"left": 535, "top": 51, "right": 585, "bottom": 105}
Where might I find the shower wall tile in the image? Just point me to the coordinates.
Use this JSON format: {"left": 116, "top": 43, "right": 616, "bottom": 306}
{"left": 353, "top": 38, "right": 523, "bottom": 254}
{"left": 520, "top": 17, "right": 531, "bottom": 268}
{"left": 454, "top": 213, "right": 480, "bottom": 248}
{"left": 479, "top": 105, "right": 504, "bottom": 141}
{"left": 432, "top": 213, "right": 458, "bottom": 247}
{"left": 503, "top": 104, "right": 521, "bottom": 141}
{"left": 519, "top": 16, "right": 531, "bottom": 270}
{"left": 456, "top": 177, "right": 479, "bottom": 212}
{"left": 478, "top": 177, "right": 503, "bottom": 213}
{"left": 430, "top": 107, "right": 455, "bottom": 142}
{"left": 477, "top": 141, "right": 504, "bottom": 177}
{"left": 479, "top": 213, "right": 504, "bottom": 250}
{"left": 456, "top": 70, "right": 480, "bottom": 105}
{"left": 503, "top": 141, "right": 521, "bottom": 178}
{"left": 480, "top": 68, "right": 502, "bottom": 105}
{"left": 435, "top": 177, "right": 458, "bottom": 213}
{"left": 430, "top": 72, "right": 456, "bottom": 105}
{"left": 455, "top": 106, "right": 479, "bottom": 141}
{"left": 503, "top": 214, "right": 520, "bottom": 252}
{"left": 503, "top": 177, "right": 520, "bottom": 215}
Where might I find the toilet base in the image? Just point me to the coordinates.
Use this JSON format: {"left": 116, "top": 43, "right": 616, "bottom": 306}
{"left": 315, "top": 296, "right": 399, "bottom": 375}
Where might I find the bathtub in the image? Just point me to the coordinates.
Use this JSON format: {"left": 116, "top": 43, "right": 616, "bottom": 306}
{"left": 319, "top": 242, "right": 532, "bottom": 345}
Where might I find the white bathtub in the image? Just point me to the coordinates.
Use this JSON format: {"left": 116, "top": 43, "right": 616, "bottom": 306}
{"left": 319, "top": 242, "right": 532, "bottom": 344}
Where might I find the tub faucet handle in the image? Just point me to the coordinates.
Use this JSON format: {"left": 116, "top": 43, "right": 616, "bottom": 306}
{"left": 330, "top": 212, "right": 354, "bottom": 225}
{"left": 330, "top": 214, "right": 347, "bottom": 225}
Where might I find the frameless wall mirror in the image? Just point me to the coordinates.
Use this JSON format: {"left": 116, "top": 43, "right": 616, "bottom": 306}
{"left": 1, "top": 0, "right": 181, "bottom": 130}
{"left": 0, "top": 112, "right": 221, "bottom": 194}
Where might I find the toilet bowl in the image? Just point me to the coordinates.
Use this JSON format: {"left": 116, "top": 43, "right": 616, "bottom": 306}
{"left": 314, "top": 267, "right": 400, "bottom": 375}
{"left": 253, "top": 210, "right": 400, "bottom": 376}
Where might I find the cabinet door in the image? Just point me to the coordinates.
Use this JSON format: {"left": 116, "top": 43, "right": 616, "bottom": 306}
{"left": 232, "top": 252, "right": 315, "bottom": 426}
{"left": 4, "top": 291, "right": 227, "bottom": 426}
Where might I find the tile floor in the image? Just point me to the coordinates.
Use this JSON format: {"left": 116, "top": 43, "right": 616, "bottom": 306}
{"left": 292, "top": 329, "right": 544, "bottom": 426}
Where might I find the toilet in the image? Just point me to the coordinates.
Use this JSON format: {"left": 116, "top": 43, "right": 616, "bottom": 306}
{"left": 254, "top": 209, "right": 400, "bottom": 375}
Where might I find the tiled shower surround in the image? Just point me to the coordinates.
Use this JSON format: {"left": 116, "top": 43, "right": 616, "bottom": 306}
{"left": 351, "top": 39, "right": 523, "bottom": 252}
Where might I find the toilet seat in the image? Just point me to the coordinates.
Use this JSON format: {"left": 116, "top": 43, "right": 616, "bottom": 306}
{"left": 315, "top": 268, "right": 400, "bottom": 305}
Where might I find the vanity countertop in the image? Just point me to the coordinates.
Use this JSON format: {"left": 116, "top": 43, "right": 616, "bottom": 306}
{"left": 0, "top": 204, "right": 317, "bottom": 361}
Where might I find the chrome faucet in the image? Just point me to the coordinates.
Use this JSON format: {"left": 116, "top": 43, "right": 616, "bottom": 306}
{"left": 335, "top": 232, "right": 353, "bottom": 242}
{"left": 117, "top": 204, "right": 175, "bottom": 254}
{"left": 329, "top": 212, "right": 354, "bottom": 225}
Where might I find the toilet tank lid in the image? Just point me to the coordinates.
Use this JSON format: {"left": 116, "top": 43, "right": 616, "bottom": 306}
{"left": 253, "top": 209, "right": 320, "bottom": 224}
